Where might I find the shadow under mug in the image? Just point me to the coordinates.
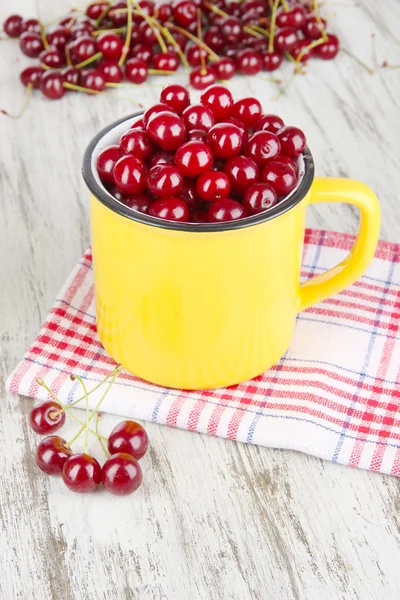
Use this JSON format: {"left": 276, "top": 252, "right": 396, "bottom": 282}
{"left": 82, "top": 113, "right": 381, "bottom": 390}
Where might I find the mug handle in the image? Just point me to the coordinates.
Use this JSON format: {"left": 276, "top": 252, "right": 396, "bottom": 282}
{"left": 298, "top": 177, "right": 381, "bottom": 312}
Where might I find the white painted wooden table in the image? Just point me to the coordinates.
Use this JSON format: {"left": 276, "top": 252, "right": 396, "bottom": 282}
{"left": 1, "top": 1, "right": 400, "bottom": 598}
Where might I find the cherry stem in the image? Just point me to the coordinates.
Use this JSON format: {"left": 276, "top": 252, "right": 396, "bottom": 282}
{"left": 295, "top": 36, "right": 325, "bottom": 63}
{"left": 197, "top": 8, "right": 207, "bottom": 75}
{"left": 65, "top": 45, "right": 72, "bottom": 67}
{"left": 36, "top": 377, "right": 109, "bottom": 440}
{"left": 204, "top": 2, "right": 263, "bottom": 38}
{"left": 381, "top": 63, "right": 400, "bottom": 69}
{"left": 95, "top": 2, "right": 111, "bottom": 27}
{"left": 71, "top": 375, "right": 90, "bottom": 454}
{"left": 148, "top": 69, "right": 177, "bottom": 75}
{"left": 118, "top": 0, "right": 133, "bottom": 67}
{"left": 268, "top": 0, "right": 280, "bottom": 53}
{"left": 92, "top": 27, "right": 126, "bottom": 36}
{"left": 281, "top": 0, "right": 290, "bottom": 11}
{"left": 1, "top": 84, "right": 32, "bottom": 118}
{"left": 35, "top": 0, "right": 50, "bottom": 50}
{"left": 75, "top": 51, "right": 103, "bottom": 69}
{"left": 155, "top": 22, "right": 190, "bottom": 70}
{"left": 341, "top": 48, "right": 375, "bottom": 74}
{"left": 64, "top": 81, "right": 102, "bottom": 94}
{"left": 40, "top": 62, "right": 52, "bottom": 70}
{"left": 248, "top": 24, "right": 270, "bottom": 39}
{"left": 96, "top": 413, "right": 110, "bottom": 458}
{"left": 166, "top": 23, "right": 219, "bottom": 61}
{"left": 313, "top": 0, "right": 328, "bottom": 41}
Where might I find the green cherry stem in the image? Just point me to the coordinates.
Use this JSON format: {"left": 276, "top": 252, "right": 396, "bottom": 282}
{"left": 155, "top": 22, "right": 190, "bottom": 70}
{"left": 95, "top": 2, "right": 111, "bottom": 27}
{"left": 75, "top": 51, "right": 103, "bottom": 70}
{"left": 166, "top": 23, "right": 220, "bottom": 61}
{"left": 313, "top": 0, "right": 328, "bottom": 42}
{"left": 92, "top": 27, "right": 126, "bottom": 36}
{"left": 296, "top": 36, "right": 326, "bottom": 63}
{"left": 118, "top": 0, "right": 133, "bottom": 67}
{"left": 281, "top": 0, "right": 290, "bottom": 11}
{"left": 71, "top": 375, "right": 90, "bottom": 454}
{"left": 204, "top": 2, "right": 263, "bottom": 38}
{"left": 1, "top": 84, "right": 33, "bottom": 118}
{"left": 96, "top": 413, "right": 110, "bottom": 458}
{"left": 268, "top": 0, "right": 281, "bottom": 53}
{"left": 341, "top": 48, "right": 375, "bottom": 74}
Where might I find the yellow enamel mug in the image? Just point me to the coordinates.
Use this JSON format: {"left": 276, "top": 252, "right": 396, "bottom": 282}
{"left": 82, "top": 113, "right": 380, "bottom": 390}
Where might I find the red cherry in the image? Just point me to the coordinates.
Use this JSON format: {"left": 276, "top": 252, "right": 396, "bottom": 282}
{"left": 19, "top": 32, "right": 44, "bottom": 58}
{"left": 207, "top": 123, "right": 243, "bottom": 159}
{"left": 109, "top": 1, "right": 129, "bottom": 26}
{"left": 277, "top": 126, "right": 306, "bottom": 158}
{"left": 69, "top": 19, "right": 95, "bottom": 38}
{"left": 30, "top": 401, "right": 66, "bottom": 435}
{"left": 125, "top": 58, "right": 148, "bottom": 84}
{"left": 62, "top": 453, "right": 102, "bottom": 493}
{"left": 302, "top": 15, "right": 327, "bottom": 40}
{"left": 3, "top": 14, "right": 23, "bottom": 37}
{"left": 152, "top": 52, "right": 179, "bottom": 72}
{"left": 61, "top": 66, "right": 80, "bottom": 85}
{"left": 143, "top": 102, "right": 175, "bottom": 126}
{"left": 254, "top": 114, "right": 285, "bottom": 134}
{"left": 123, "top": 193, "right": 152, "bottom": 213}
{"left": 97, "top": 32, "right": 124, "bottom": 60}
{"left": 39, "top": 49, "right": 64, "bottom": 69}
{"left": 148, "top": 150, "right": 175, "bottom": 168}
{"left": 159, "top": 84, "right": 190, "bottom": 115}
{"left": 220, "top": 17, "right": 242, "bottom": 44}
{"left": 46, "top": 27, "right": 69, "bottom": 53}
{"left": 200, "top": 84, "right": 233, "bottom": 121}
{"left": 243, "top": 182, "right": 278, "bottom": 214}
{"left": 35, "top": 436, "right": 72, "bottom": 475}
{"left": 208, "top": 199, "right": 247, "bottom": 222}
{"left": 271, "top": 155, "right": 298, "bottom": 174}
{"left": 97, "top": 60, "right": 123, "bottom": 83}
{"left": 186, "top": 44, "right": 209, "bottom": 68}
{"left": 97, "top": 145, "right": 123, "bottom": 183}
{"left": 196, "top": 171, "right": 230, "bottom": 201}
{"left": 130, "top": 117, "right": 145, "bottom": 129}
{"left": 113, "top": 155, "right": 147, "bottom": 193}
{"left": 315, "top": 34, "right": 340, "bottom": 60}
{"left": 69, "top": 35, "right": 98, "bottom": 64}
{"left": 187, "top": 129, "right": 207, "bottom": 142}
{"left": 102, "top": 453, "right": 143, "bottom": 495}
{"left": 262, "top": 51, "right": 283, "bottom": 72}
{"left": 146, "top": 111, "right": 186, "bottom": 151}
{"left": 276, "top": 5, "right": 306, "bottom": 29}
{"left": 180, "top": 180, "right": 201, "bottom": 208}
{"left": 203, "top": 26, "right": 225, "bottom": 52}
{"left": 139, "top": 20, "right": 157, "bottom": 45}
{"left": 291, "top": 39, "right": 314, "bottom": 62}
{"left": 261, "top": 161, "right": 298, "bottom": 197}
{"left": 40, "top": 70, "right": 66, "bottom": 100}
{"left": 81, "top": 69, "right": 106, "bottom": 92}
{"left": 165, "top": 31, "right": 187, "bottom": 53}
{"left": 20, "top": 66, "right": 44, "bottom": 88}
{"left": 157, "top": 3, "right": 172, "bottom": 22}
{"left": 149, "top": 198, "right": 189, "bottom": 221}
{"left": 130, "top": 43, "right": 153, "bottom": 63}
{"left": 189, "top": 66, "right": 217, "bottom": 91}
{"left": 147, "top": 164, "right": 184, "bottom": 198}
{"left": 86, "top": 2, "right": 110, "bottom": 20}
{"left": 213, "top": 57, "right": 236, "bottom": 81}
{"left": 107, "top": 420, "right": 149, "bottom": 459}
{"left": 230, "top": 97, "right": 262, "bottom": 127}
{"left": 21, "top": 18, "right": 41, "bottom": 34}
{"left": 174, "top": 141, "right": 213, "bottom": 178}
{"left": 245, "top": 131, "right": 281, "bottom": 167}
{"left": 236, "top": 48, "right": 263, "bottom": 75}
{"left": 224, "top": 155, "right": 259, "bottom": 192}
{"left": 172, "top": 0, "right": 197, "bottom": 26}
{"left": 120, "top": 128, "right": 154, "bottom": 160}
{"left": 182, "top": 103, "right": 215, "bottom": 132}
{"left": 274, "top": 27, "right": 298, "bottom": 52}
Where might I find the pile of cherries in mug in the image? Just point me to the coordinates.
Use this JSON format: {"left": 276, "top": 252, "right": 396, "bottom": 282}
{"left": 97, "top": 84, "right": 306, "bottom": 223}
{"left": 2, "top": 0, "right": 339, "bottom": 99}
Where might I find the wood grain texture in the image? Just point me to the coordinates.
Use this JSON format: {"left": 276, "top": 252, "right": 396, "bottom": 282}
{"left": 1, "top": 1, "right": 400, "bottom": 598}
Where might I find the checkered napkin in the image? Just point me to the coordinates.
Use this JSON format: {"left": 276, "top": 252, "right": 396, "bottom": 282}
{"left": 6, "top": 230, "right": 400, "bottom": 477}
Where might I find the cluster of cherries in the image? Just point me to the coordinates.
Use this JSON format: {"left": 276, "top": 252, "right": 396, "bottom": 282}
{"left": 97, "top": 83, "right": 306, "bottom": 223}
{"left": 31, "top": 367, "right": 148, "bottom": 495}
{"left": 2, "top": 0, "right": 339, "bottom": 101}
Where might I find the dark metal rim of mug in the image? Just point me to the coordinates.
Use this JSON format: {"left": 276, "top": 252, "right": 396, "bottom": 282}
{"left": 82, "top": 112, "right": 315, "bottom": 233}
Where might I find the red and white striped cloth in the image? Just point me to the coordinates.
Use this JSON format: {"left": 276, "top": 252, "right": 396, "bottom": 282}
{"left": 6, "top": 229, "right": 400, "bottom": 476}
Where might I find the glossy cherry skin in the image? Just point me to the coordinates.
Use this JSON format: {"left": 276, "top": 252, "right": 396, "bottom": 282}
{"left": 254, "top": 114, "right": 285, "bottom": 134}
{"left": 69, "top": 19, "right": 95, "bottom": 38}
{"left": 302, "top": 15, "right": 327, "bottom": 40}
{"left": 69, "top": 35, "right": 97, "bottom": 64}
{"left": 274, "top": 27, "right": 298, "bottom": 53}
{"left": 315, "top": 34, "right": 340, "bottom": 60}
{"left": 30, "top": 401, "right": 66, "bottom": 435}
{"left": 138, "top": 21, "right": 157, "bottom": 45}
{"left": 230, "top": 97, "right": 262, "bottom": 127}
{"left": 277, "top": 126, "right": 306, "bottom": 158}
{"left": 180, "top": 180, "right": 201, "bottom": 208}
{"left": 291, "top": 39, "right": 314, "bottom": 62}
{"left": 102, "top": 453, "right": 143, "bottom": 495}
{"left": 113, "top": 155, "right": 147, "bottom": 193}
{"left": 203, "top": 26, "right": 225, "bottom": 52}
{"left": 245, "top": 131, "right": 281, "bottom": 167}
{"left": 207, "top": 123, "right": 243, "bottom": 159}
{"left": 221, "top": 17, "right": 242, "bottom": 44}
{"left": 107, "top": 420, "right": 149, "bottom": 460}
{"left": 40, "top": 71, "right": 66, "bottom": 100}
{"left": 146, "top": 111, "right": 186, "bottom": 151}
{"left": 124, "top": 193, "right": 152, "bottom": 213}
{"left": 236, "top": 48, "right": 263, "bottom": 75}
{"left": 125, "top": 58, "right": 148, "bottom": 84}
{"left": 21, "top": 18, "right": 41, "bottom": 34}
{"left": 20, "top": 66, "right": 44, "bottom": 88}
{"left": 182, "top": 103, "right": 215, "bottom": 132}
{"left": 36, "top": 436, "right": 72, "bottom": 475}
{"left": 39, "top": 49, "right": 64, "bottom": 69}
{"left": 196, "top": 171, "right": 230, "bottom": 201}
{"left": 147, "top": 164, "right": 184, "bottom": 198}
{"left": 97, "top": 32, "right": 124, "bottom": 60}
{"left": 213, "top": 57, "right": 236, "bottom": 81}
{"left": 97, "top": 60, "right": 123, "bottom": 83}
{"left": 47, "top": 27, "right": 70, "bottom": 53}
{"left": 4, "top": 14, "right": 23, "bottom": 37}
{"left": 81, "top": 69, "right": 106, "bottom": 92}
{"left": 157, "top": 3, "right": 172, "bottom": 22}
{"left": 172, "top": 0, "right": 197, "bottom": 26}
{"left": 160, "top": 84, "right": 190, "bottom": 115}
{"left": 243, "top": 182, "right": 278, "bottom": 214}
{"left": 174, "top": 141, "right": 213, "bottom": 178}
{"left": 272, "top": 155, "right": 298, "bottom": 174}
{"left": 153, "top": 52, "right": 179, "bottom": 72}
{"left": 187, "top": 129, "right": 207, "bottom": 142}
{"left": 120, "top": 128, "right": 154, "bottom": 160}
{"left": 62, "top": 453, "right": 102, "bottom": 493}
{"left": 189, "top": 66, "right": 217, "bottom": 91}
{"left": 97, "top": 145, "right": 123, "bottom": 182}
{"left": 130, "top": 43, "right": 153, "bottom": 64}
{"left": 261, "top": 161, "right": 298, "bottom": 197}
{"left": 148, "top": 150, "right": 175, "bottom": 168}
{"left": 19, "top": 32, "right": 44, "bottom": 58}
{"left": 61, "top": 66, "right": 80, "bottom": 86}
{"left": 224, "top": 155, "right": 259, "bottom": 192}
{"left": 186, "top": 45, "right": 209, "bottom": 68}
{"left": 208, "top": 199, "right": 247, "bottom": 222}
{"left": 149, "top": 198, "right": 189, "bottom": 222}
{"left": 276, "top": 4, "right": 306, "bottom": 29}
{"left": 130, "top": 117, "right": 145, "bottom": 130}
{"left": 109, "top": 1, "right": 129, "bottom": 26}
{"left": 86, "top": 2, "right": 110, "bottom": 20}
{"left": 143, "top": 102, "right": 175, "bottom": 126}
{"left": 200, "top": 84, "right": 233, "bottom": 122}
{"left": 262, "top": 51, "right": 283, "bottom": 72}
